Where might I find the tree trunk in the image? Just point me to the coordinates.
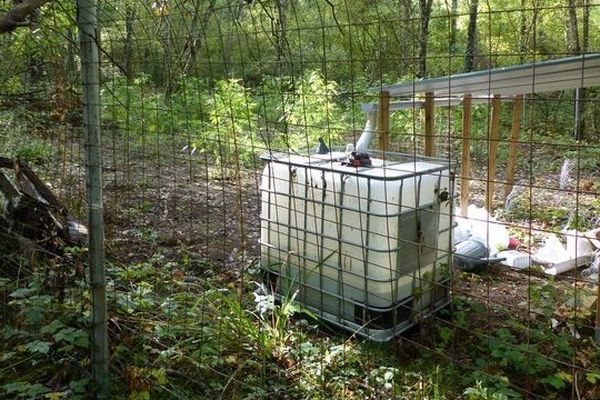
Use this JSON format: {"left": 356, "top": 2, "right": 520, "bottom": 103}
{"left": 399, "top": 0, "right": 413, "bottom": 75}
{"left": 124, "top": 5, "right": 135, "bottom": 81}
{"left": 519, "top": 0, "right": 527, "bottom": 63}
{"left": 579, "top": 0, "right": 590, "bottom": 138}
{"left": 566, "top": 0, "right": 581, "bottom": 139}
{"left": 417, "top": 0, "right": 433, "bottom": 78}
{"left": 449, "top": 0, "right": 458, "bottom": 56}
{"left": 276, "top": 0, "right": 287, "bottom": 68}
{"left": 464, "top": 0, "right": 479, "bottom": 72}
{"left": 566, "top": 0, "right": 580, "bottom": 55}
{"left": 180, "top": 0, "right": 216, "bottom": 76}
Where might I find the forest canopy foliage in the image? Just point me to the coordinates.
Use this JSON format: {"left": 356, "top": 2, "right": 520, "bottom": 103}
{"left": 1, "top": 1, "right": 600, "bottom": 399}
{"left": 1, "top": 0, "right": 599, "bottom": 152}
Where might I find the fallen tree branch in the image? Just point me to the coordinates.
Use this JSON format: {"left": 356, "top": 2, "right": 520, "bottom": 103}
{"left": 16, "top": 161, "right": 67, "bottom": 213}
{"left": 0, "top": 0, "right": 53, "bottom": 34}
{"left": 0, "top": 157, "right": 14, "bottom": 169}
{"left": 0, "top": 157, "right": 87, "bottom": 261}
{"left": 0, "top": 170, "right": 20, "bottom": 201}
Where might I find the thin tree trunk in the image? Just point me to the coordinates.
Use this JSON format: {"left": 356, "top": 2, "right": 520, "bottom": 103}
{"left": 464, "top": 0, "right": 479, "bottom": 72}
{"left": 181, "top": 0, "right": 217, "bottom": 75}
{"left": 417, "top": 0, "right": 433, "bottom": 78}
{"left": 124, "top": 5, "right": 134, "bottom": 81}
{"left": 519, "top": 0, "right": 527, "bottom": 63}
{"left": 567, "top": 0, "right": 581, "bottom": 138}
{"left": 276, "top": 0, "right": 287, "bottom": 67}
{"left": 566, "top": 0, "right": 580, "bottom": 55}
{"left": 449, "top": 0, "right": 458, "bottom": 56}
{"left": 399, "top": 0, "right": 413, "bottom": 74}
{"left": 579, "top": 0, "right": 590, "bottom": 138}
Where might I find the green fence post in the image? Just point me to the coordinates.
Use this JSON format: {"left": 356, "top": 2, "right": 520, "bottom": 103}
{"left": 77, "top": 0, "right": 108, "bottom": 396}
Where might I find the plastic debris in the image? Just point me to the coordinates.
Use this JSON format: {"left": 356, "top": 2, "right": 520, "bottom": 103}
{"left": 497, "top": 250, "right": 531, "bottom": 269}
{"left": 533, "top": 236, "right": 569, "bottom": 265}
{"left": 503, "top": 185, "right": 524, "bottom": 212}
{"left": 454, "top": 239, "right": 506, "bottom": 271}
{"left": 533, "top": 233, "right": 594, "bottom": 275}
{"left": 584, "top": 228, "right": 600, "bottom": 249}
{"left": 508, "top": 237, "right": 521, "bottom": 250}
{"left": 551, "top": 318, "right": 581, "bottom": 339}
{"left": 559, "top": 159, "right": 573, "bottom": 190}
{"left": 581, "top": 250, "right": 600, "bottom": 283}
{"left": 454, "top": 205, "right": 509, "bottom": 255}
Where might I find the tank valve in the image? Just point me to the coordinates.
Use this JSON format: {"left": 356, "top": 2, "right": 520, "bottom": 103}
{"left": 438, "top": 190, "right": 449, "bottom": 202}
{"left": 344, "top": 151, "right": 372, "bottom": 167}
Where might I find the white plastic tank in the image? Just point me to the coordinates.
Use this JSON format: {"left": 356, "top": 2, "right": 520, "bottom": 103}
{"left": 260, "top": 151, "right": 453, "bottom": 341}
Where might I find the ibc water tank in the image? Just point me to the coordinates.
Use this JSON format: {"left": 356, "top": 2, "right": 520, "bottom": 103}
{"left": 260, "top": 151, "right": 453, "bottom": 341}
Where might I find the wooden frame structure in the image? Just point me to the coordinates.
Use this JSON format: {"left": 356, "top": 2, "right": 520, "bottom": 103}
{"left": 365, "top": 54, "right": 600, "bottom": 214}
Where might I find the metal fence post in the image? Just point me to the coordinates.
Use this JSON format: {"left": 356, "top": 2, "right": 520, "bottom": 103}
{"left": 77, "top": 0, "right": 108, "bottom": 396}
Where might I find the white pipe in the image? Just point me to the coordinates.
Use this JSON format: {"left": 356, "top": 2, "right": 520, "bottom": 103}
{"left": 355, "top": 111, "right": 377, "bottom": 154}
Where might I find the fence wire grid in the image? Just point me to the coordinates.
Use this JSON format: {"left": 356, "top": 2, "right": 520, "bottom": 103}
{"left": 1, "top": 0, "right": 600, "bottom": 399}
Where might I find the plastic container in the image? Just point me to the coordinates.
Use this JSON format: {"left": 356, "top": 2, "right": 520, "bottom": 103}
{"left": 260, "top": 150, "right": 454, "bottom": 341}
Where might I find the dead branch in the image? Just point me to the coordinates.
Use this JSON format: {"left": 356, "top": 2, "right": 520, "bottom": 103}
{"left": 0, "top": 157, "right": 87, "bottom": 267}
{"left": 16, "top": 161, "right": 67, "bottom": 213}
{"left": 0, "top": 157, "right": 14, "bottom": 169}
{"left": 0, "top": 170, "right": 20, "bottom": 201}
{"left": 0, "top": 0, "right": 53, "bottom": 34}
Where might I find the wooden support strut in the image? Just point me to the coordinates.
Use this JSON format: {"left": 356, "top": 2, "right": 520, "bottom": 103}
{"left": 424, "top": 92, "right": 434, "bottom": 156}
{"left": 504, "top": 94, "right": 523, "bottom": 197}
{"left": 460, "top": 94, "right": 472, "bottom": 217}
{"left": 485, "top": 94, "right": 502, "bottom": 212}
{"left": 378, "top": 90, "right": 390, "bottom": 153}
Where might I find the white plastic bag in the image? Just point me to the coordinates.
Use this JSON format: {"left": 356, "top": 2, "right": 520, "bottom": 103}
{"left": 455, "top": 205, "right": 509, "bottom": 255}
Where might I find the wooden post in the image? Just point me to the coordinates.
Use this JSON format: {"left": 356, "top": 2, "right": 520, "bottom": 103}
{"left": 460, "top": 94, "right": 472, "bottom": 217}
{"left": 486, "top": 94, "right": 502, "bottom": 212}
{"left": 378, "top": 90, "right": 390, "bottom": 153}
{"left": 504, "top": 94, "right": 523, "bottom": 197}
{"left": 424, "top": 92, "right": 434, "bottom": 156}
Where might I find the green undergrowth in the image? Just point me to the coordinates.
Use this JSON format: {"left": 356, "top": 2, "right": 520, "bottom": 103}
{"left": 0, "top": 246, "right": 485, "bottom": 400}
{"left": 442, "top": 271, "right": 600, "bottom": 400}
{"left": 3, "top": 247, "right": 599, "bottom": 399}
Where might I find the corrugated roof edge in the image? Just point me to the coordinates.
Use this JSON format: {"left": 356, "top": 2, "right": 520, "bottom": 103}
{"left": 370, "top": 53, "right": 600, "bottom": 96}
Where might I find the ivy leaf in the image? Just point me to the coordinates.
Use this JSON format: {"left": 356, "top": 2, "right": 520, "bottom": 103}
{"left": 69, "top": 378, "right": 90, "bottom": 394}
{"left": 540, "top": 374, "right": 566, "bottom": 390}
{"left": 2, "top": 382, "right": 50, "bottom": 397}
{"left": 23, "top": 307, "right": 45, "bottom": 325}
{"left": 53, "top": 328, "right": 89, "bottom": 348}
{"left": 24, "top": 340, "right": 51, "bottom": 354}
{"left": 40, "top": 320, "right": 65, "bottom": 335}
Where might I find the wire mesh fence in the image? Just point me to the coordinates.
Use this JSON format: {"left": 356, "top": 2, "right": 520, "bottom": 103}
{"left": 1, "top": 0, "right": 600, "bottom": 399}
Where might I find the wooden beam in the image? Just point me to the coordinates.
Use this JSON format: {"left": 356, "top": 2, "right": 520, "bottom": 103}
{"left": 460, "top": 94, "right": 472, "bottom": 217}
{"left": 504, "top": 94, "right": 524, "bottom": 197}
{"left": 378, "top": 90, "right": 390, "bottom": 152}
{"left": 485, "top": 95, "right": 502, "bottom": 212}
{"left": 424, "top": 92, "right": 434, "bottom": 156}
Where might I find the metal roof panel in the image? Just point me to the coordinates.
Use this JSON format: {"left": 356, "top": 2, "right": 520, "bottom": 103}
{"left": 375, "top": 54, "right": 600, "bottom": 96}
